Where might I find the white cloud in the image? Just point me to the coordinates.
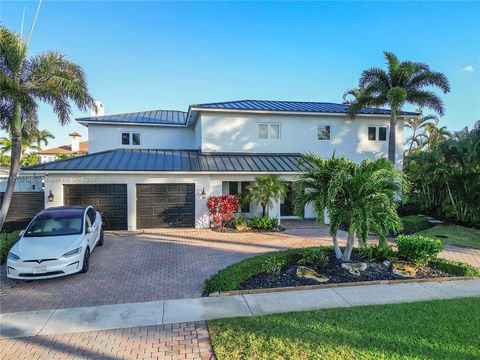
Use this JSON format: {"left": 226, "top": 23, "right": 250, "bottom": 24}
{"left": 461, "top": 65, "right": 474, "bottom": 73}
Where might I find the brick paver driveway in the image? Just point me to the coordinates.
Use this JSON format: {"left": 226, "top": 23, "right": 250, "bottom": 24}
{"left": 1, "top": 221, "right": 479, "bottom": 313}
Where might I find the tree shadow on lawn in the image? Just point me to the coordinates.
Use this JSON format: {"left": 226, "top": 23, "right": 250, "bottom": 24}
{"left": 208, "top": 297, "right": 480, "bottom": 360}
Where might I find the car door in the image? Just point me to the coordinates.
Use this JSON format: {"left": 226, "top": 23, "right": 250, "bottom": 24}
{"left": 84, "top": 211, "right": 94, "bottom": 249}
{"left": 87, "top": 208, "right": 100, "bottom": 247}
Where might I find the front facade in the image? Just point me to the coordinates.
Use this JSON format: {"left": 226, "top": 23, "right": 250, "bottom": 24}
{"left": 25, "top": 100, "right": 415, "bottom": 230}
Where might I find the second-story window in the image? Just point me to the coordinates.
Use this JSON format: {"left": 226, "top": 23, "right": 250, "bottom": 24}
{"left": 121, "top": 132, "right": 141, "bottom": 145}
{"left": 258, "top": 123, "right": 280, "bottom": 140}
{"left": 317, "top": 125, "right": 331, "bottom": 140}
{"left": 368, "top": 126, "right": 387, "bottom": 141}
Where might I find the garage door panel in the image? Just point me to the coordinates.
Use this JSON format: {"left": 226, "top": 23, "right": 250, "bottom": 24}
{"left": 64, "top": 184, "right": 127, "bottom": 230}
{"left": 136, "top": 183, "right": 195, "bottom": 229}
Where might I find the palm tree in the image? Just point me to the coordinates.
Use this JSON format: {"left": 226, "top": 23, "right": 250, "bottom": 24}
{"left": 0, "top": 8, "right": 95, "bottom": 229}
{"left": 424, "top": 123, "right": 451, "bottom": 149}
{"left": 346, "top": 51, "right": 450, "bottom": 162}
{"left": 405, "top": 110, "right": 439, "bottom": 155}
{"left": 246, "top": 175, "right": 287, "bottom": 217}
{"left": 33, "top": 129, "right": 54, "bottom": 150}
{"left": 342, "top": 88, "right": 366, "bottom": 105}
{"left": 294, "top": 154, "right": 406, "bottom": 261}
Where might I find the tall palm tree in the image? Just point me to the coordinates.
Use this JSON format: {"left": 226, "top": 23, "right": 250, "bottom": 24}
{"left": 424, "top": 123, "right": 451, "bottom": 150}
{"left": 346, "top": 51, "right": 450, "bottom": 162}
{"left": 246, "top": 175, "right": 287, "bottom": 217}
{"left": 405, "top": 110, "right": 439, "bottom": 155}
{"left": 33, "top": 129, "right": 54, "bottom": 150}
{"left": 0, "top": 7, "right": 95, "bottom": 229}
{"left": 294, "top": 154, "right": 406, "bottom": 261}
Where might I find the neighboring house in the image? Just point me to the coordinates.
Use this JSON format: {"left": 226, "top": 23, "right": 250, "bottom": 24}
{"left": 24, "top": 100, "right": 416, "bottom": 231}
{"left": 0, "top": 167, "right": 43, "bottom": 192}
{"left": 38, "top": 132, "right": 88, "bottom": 163}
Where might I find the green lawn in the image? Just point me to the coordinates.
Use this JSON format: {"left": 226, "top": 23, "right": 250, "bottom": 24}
{"left": 208, "top": 297, "right": 480, "bottom": 360}
{"left": 417, "top": 224, "right": 480, "bottom": 249}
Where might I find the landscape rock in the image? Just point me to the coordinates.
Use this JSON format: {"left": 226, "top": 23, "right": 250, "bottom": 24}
{"left": 383, "top": 260, "right": 391, "bottom": 267}
{"left": 296, "top": 266, "right": 329, "bottom": 283}
{"left": 341, "top": 262, "right": 368, "bottom": 276}
{"left": 392, "top": 263, "right": 417, "bottom": 278}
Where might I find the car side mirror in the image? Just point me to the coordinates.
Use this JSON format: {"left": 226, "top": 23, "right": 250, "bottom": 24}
{"left": 19, "top": 230, "right": 25, "bottom": 236}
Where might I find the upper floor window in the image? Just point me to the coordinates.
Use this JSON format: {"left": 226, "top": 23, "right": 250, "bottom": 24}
{"left": 317, "top": 125, "right": 331, "bottom": 140}
{"left": 368, "top": 126, "right": 387, "bottom": 141}
{"left": 121, "top": 132, "right": 141, "bottom": 145}
{"left": 258, "top": 123, "right": 280, "bottom": 140}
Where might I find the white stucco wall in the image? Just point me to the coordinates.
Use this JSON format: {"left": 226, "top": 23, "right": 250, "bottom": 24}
{"left": 199, "top": 112, "right": 404, "bottom": 168}
{"left": 87, "top": 124, "right": 197, "bottom": 153}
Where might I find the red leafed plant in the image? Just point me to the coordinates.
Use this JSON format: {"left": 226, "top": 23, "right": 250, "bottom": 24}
{"left": 207, "top": 194, "right": 240, "bottom": 227}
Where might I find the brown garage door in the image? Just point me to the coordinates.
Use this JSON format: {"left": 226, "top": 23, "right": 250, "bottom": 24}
{"left": 64, "top": 184, "right": 127, "bottom": 230}
{"left": 136, "top": 184, "right": 195, "bottom": 228}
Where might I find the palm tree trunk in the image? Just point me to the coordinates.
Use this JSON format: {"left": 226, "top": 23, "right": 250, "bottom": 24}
{"left": 342, "top": 224, "right": 356, "bottom": 261}
{"left": 0, "top": 105, "right": 22, "bottom": 230}
{"left": 262, "top": 204, "right": 266, "bottom": 217}
{"left": 388, "top": 111, "right": 397, "bottom": 162}
{"left": 407, "top": 127, "right": 416, "bottom": 156}
{"left": 332, "top": 232, "right": 343, "bottom": 259}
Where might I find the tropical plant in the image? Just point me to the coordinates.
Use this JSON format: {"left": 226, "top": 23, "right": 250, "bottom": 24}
{"left": 248, "top": 216, "right": 279, "bottom": 230}
{"left": 0, "top": 128, "right": 54, "bottom": 155}
{"left": 0, "top": 9, "right": 95, "bottom": 229}
{"left": 0, "top": 154, "right": 9, "bottom": 166}
{"left": 20, "top": 152, "right": 39, "bottom": 166}
{"left": 404, "top": 109, "right": 439, "bottom": 156}
{"left": 424, "top": 123, "right": 451, "bottom": 150}
{"left": 56, "top": 153, "right": 75, "bottom": 160}
{"left": 33, "top": 129, "right": 54, "bottom": 150}
{"left": 404, "top": 126, "right": 480, "bottom": 225}
{"left": 245, "top": 175, "right": 287, "bottom": 217}
{"left": 297, "top": 248, "right": 328, "bottom": 268}
{"left": 346, "top": 51, "right": 450, "bottom": 162}
{"left": 207, "top": 194, "right": 240, "bottom": 228}
{"left": 294, "top": 154, "right": 407, "bottom": 261}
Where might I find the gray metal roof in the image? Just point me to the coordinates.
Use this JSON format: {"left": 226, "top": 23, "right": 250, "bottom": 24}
{"left": 24, "top": 149, "right": 308, "bottom": 172}
{"left": 192, "top": 100, "right": 418, "bottom": 116}
{"left": 77, "top": 110, "right": 188, "bottom": 125}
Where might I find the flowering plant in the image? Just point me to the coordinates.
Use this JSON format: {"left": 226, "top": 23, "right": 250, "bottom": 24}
{"left": 207, "top": 195, "right": 240, "bottom": 227}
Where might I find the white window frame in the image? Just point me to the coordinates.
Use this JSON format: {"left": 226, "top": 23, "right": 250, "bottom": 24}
{"left": 121, "top": 131, "right": 142, "bottom": 146}
{"left": 367, "top": 126, "right": 388, "bottom": 142}
{"left": 258, "top": 122, "right": 281, "bottom": 140}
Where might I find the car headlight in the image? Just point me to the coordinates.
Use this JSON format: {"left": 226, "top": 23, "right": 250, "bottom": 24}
{"left": 7, "top": 252, "right": 20, "bottom": 261}
{"left": 62, "top": 247, "right": 82, "bottom": 258}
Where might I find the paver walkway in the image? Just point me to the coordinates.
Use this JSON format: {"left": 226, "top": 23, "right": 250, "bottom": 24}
{"left": 1, "top": 222, "right": 479, "bottom": 313}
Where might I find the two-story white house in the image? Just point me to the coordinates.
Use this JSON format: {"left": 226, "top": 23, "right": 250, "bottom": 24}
{"left": 25, "top": 100, "right": 415, "bottom": 230}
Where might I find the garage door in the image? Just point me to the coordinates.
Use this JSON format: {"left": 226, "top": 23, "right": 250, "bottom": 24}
{"left": 64, "top": 184, "right": 128, "bottom": 230}
{"left": 136, "top": 184, "right": 195, "bottom": 228}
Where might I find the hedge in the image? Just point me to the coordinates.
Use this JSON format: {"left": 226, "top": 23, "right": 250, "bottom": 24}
{"left": 429, "top": 258, "right": 480, "bottom": 277}
{"left": 0, "top": 231, "right": 20, "bottom": 264}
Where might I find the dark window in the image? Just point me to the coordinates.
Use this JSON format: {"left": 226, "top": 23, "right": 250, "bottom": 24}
{"left": 25, "top": 209, "right": 84, "bottom": 237}
{"left": 379, "top": 127, "right": 387, "bottom": 141}
{"left": 87, "top": 208, "right": 96, "bottom": 224}
{"left": 228, "top": 182, "right": 239, "bottom": 195}
{"left": 318, "top": 125, "right": 331, "bottom": 140}
{"left": 241, "top": 182, "right": 251, "bottom": 213}
{"left": 122, "top": 133, "right": 130, "bottom": 145}
{"left": 132, "top": 133, "right": 141, "bottom": 145}
{"left": 368, "top": 127, "right": 376, "bottom": 141}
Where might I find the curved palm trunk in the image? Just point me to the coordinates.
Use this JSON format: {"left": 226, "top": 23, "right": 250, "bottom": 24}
{"left": 0, "top": 105, "right": 23, "bottom": 230}
{"left": 388, "top": 111, "right": 397, "bottom": 162}
{"left": 342, "top": 225, "right": 356, "bottom": 261}
{"left": 407, "top": 126, "right": 416, "bottom": 156}
{"left": 331, "top": 233, "right": 343, "bottom": 259}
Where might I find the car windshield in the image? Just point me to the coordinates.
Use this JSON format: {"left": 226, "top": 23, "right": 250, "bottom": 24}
{"left": 24, "top": 209, "right": 84, "bottom": 237}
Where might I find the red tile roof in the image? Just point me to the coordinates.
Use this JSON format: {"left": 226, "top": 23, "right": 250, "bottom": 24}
{"left": 38, "top": 141, "right": 88, "bottom": 155}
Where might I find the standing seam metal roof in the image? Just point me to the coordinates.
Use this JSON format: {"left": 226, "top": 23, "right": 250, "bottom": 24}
{"left": 23, "top": 149, "right": 310, "bottom": 172}
{"left": 77, "top": 110, "right": 188, "bottom": 125}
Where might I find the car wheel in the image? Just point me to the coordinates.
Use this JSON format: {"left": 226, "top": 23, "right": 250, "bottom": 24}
{"left": 81, "top": 248, "right": 90, "bottom": 273}
{"left": 97, "top": 227, "right": 104, "bottom": 246}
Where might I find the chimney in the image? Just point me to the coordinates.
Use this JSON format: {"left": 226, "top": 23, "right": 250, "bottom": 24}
{"left": 90, "top": 100, "right": 105, "bottom": 117}
{"left": 69, "top": 132, "right": 82, "bottom": 153}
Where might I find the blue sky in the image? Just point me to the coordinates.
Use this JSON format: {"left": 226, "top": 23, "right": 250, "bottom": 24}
{"left": 1, "top": 1, "right": 479, "bottom": 147}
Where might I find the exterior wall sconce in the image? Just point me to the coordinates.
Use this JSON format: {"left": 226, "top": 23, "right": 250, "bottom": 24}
{"left": 200, "top": 188, "right": 206, "bottom": 199}
{"left": 48, "top": 190, "right": 54, "bottom": 202}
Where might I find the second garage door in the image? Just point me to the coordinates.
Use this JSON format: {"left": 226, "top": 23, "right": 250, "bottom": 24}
{"left": 64, "top": 184, "right": 128, "bottom": 230}
{"left": 136, "top": 184, "right": 195, "bottom": 228}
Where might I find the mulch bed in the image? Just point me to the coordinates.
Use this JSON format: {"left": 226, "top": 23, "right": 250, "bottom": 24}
{"left": 237, "top": 254, "right": 452, "bottom": 291}
{"left": 211, "top": 226, "right": 285, "bottom": 233}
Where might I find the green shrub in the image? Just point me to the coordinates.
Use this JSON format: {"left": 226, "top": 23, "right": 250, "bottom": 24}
{"left": 396, "top": 234, "right": 444, "bottom": 265}
{"left": 400, "top": 215, "right": 433, "bottom": 233}
{"left": 203, "top": 246, "right": 332, "bottom": 294}
{"left": 0, "top": 231, "right": 20, "bottom": 264}
{"left": 263, "top": 257, "right": 287, "bottom": 275}
{"left": 297, "top": 248, "right": 328, "bottom": 268}
{"left": 224, "top": 214, "right": 248, "bottom": 229}
{"left": 429, "top": 258, "right": 480, "bottom": 277}
{"left": 356, "top": 244, "right": 398, "bottom": 262}
{"left": 248, "top": 216, "right": 279, "bottom": 230}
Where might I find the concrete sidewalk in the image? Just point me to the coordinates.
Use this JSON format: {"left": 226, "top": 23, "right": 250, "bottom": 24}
{"left": 1, "top": 279, "right": 479, "bottom": 339}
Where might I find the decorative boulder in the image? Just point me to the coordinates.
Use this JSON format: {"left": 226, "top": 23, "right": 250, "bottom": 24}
{"left": 341, "top": 262, "right": 368, "bottom": 276}
{"left": 296, "top": 266, "right": 329, "bottom": 283}
{"left": 235, "top": 224, "right": 251, "bottom": 231}
{"left": 392, "top": 263, "right": 417, "bottom": 278}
